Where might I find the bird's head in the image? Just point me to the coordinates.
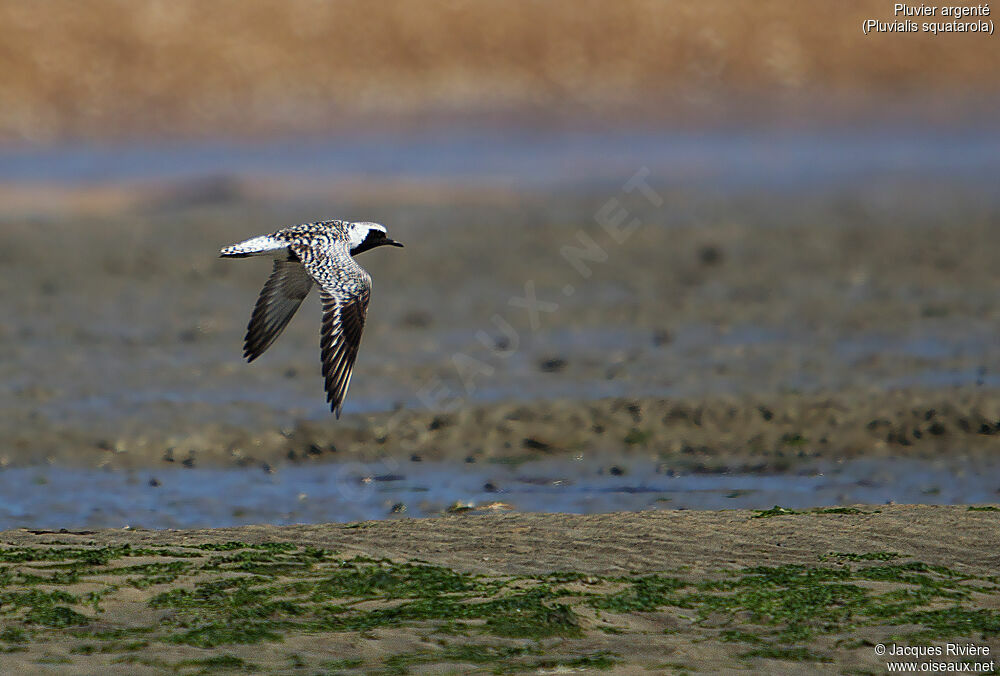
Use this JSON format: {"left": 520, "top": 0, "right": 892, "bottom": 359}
{"left": 347, "top": 221, "right": 404, "bottom": 255}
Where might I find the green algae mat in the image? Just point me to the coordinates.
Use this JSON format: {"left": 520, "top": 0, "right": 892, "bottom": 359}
{"left": 1, "top": 508, "right": 1000, "bottom": 673}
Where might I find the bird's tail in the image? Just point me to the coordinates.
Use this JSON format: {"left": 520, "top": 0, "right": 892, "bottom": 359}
{"left": 219, "top": 235, "right": 286, "bottom": 258}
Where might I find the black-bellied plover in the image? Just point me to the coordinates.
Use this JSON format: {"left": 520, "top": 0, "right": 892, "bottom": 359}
{"left": 220, "top": 220, "right": 403, "bottom": 417}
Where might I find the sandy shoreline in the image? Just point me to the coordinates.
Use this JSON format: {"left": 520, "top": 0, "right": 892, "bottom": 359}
{"left": 1, "top": 505, "right": 1000, "bottom": 673}
{"left": 6, "top": 504, "right": 999, "bottom": 576}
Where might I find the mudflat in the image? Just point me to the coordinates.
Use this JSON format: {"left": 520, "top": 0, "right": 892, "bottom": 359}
{"left": 4, "top": 189, "right": 999, "bottom": 469}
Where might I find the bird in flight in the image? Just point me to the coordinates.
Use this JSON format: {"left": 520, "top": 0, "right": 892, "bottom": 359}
{"left": 220, "top": 220, "right": 403, "bottom": 417}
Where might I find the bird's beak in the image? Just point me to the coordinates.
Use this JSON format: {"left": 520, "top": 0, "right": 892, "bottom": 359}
{"left": 386, "top": 238, "right": 404, "bottom": 248}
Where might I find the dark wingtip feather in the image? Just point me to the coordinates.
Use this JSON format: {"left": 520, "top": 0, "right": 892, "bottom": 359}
{"left": 243, "top": 336, "right": 262, "bottom": 362}
{"left": 244, "top": 333, "right": 264, "bottom": 362}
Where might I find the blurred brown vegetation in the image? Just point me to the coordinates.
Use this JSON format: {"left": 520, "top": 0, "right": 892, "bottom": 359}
{"left": 0, "top": 0, "right": 996, "bottom": 143}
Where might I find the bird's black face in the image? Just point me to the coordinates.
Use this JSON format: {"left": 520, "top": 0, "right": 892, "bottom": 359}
{"left": 351, "top": 228, "right": 404, "bottom": 256}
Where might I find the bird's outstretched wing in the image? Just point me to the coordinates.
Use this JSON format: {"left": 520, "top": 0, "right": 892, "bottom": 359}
{"left": 244, "top": 259, "right": 314, "bottom": 361}
{"left": 319, "top": 286, "right": 370, "bottom": 417}
{"left": 297, "top": 245, "right": 372, "bottom": 418}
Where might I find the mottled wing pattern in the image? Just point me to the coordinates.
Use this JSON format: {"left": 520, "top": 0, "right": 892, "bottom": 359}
{"left": 319, "top": 284, "right": 370, "bottom": 417}
{"left": 294, "top": 241, "right": 372, "bottom": 418}
{"left": 244, "top": 259, "right": 314, "bottom": 361}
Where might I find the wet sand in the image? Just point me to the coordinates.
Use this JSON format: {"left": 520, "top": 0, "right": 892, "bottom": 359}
{"left": 1, "top": 505, "right": 1000, "bottom": 673}
{"left": 4, "top": 189, "right": 999, "bottom": 469}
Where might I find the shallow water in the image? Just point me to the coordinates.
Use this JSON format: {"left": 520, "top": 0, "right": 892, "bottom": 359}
{"left": 3, "top": 126, "right": 1000, "bottom": 190}
{"left": 2, "top": 456, "right": 995, "bottom": 530}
